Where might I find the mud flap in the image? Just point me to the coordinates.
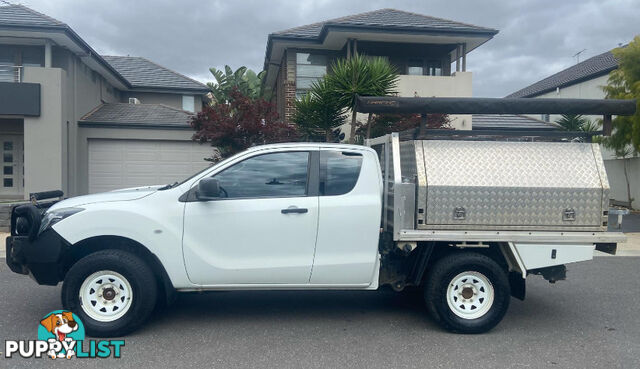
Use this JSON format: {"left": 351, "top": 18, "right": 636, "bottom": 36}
{"left": 509, "top": 271, "right": 526, "bottom": 300}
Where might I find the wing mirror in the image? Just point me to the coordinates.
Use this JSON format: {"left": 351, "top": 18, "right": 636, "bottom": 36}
{"left": 196, "top": 178, "right": 221, "bottom": 201}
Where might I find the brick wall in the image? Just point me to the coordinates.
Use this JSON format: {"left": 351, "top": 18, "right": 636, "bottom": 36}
{"left": 283, "top": 50, "right": 297, "bottom": 123}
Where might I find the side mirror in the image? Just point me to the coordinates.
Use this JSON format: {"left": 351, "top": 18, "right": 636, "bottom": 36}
{"left": 196, "top": 178, "right": 221, "bottom": 201}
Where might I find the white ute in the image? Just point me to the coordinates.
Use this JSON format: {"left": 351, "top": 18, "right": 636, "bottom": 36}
{"left": 6, "top": 136, "right": 624, "bottom": 337}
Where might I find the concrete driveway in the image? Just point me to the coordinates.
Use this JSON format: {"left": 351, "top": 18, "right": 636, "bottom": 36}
{"left": 1, "top": 258, "right": 640, "bottom": 368}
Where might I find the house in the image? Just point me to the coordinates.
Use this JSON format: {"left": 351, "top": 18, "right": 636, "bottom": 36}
{"left": 507, "top": 47, "right": 639, "bottom": 208}
{"left": 506, "top": 49, "right": 619, "bottom": 122}
{"left": 261, "top": 8, "right": 499, "bottom": 135}
{"left": 0, "top": 4, "right": 212, "bottom": 200}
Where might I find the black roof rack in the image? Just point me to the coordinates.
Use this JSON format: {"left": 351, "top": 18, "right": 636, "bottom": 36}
{"left": 355, "top": 96, "right": 636, "bottom": 137}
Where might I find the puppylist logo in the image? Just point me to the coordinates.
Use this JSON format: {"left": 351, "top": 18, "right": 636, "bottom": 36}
{"left": 4, "top": 310, "right": 125, "bottom": 359}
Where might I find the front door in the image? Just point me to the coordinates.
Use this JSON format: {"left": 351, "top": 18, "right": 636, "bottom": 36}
{"left": 0, "top": 135, "right": 23, "bottom": 198}
{"left": 182, "top": 150, "right": 319, "bottom": 285}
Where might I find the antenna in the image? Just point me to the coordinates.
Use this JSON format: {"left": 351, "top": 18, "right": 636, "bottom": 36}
{"left": 573, "top": 49, "right": 587, "bottom": 64}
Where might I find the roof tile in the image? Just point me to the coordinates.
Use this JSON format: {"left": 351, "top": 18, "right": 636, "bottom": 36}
{"left": 472, "top": 114, "right": 559, "bottom": 130}
{"left": 80, "top": 103, "right": 193, "bottom": 128}
{"left": 102, "top": 55, "right": 208, "bottom": 92}
{"left": 507, "top": 50, "right": 619, "bottom": 98}
{"left": 273, "top": 8, "right": 497, "bottom": 39}
{"left": 0, "top": 4, "right": 65, "bottom": 28}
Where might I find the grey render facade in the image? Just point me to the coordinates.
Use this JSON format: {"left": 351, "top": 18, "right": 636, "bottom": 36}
{"left": 0, "top": 4, "right": 211, "bottom": 199}
{"left": 507, "top": 47, "right": 639, "bottom": 209}
{"left": 261, "top": 9, "right": 499, "bottom": 134}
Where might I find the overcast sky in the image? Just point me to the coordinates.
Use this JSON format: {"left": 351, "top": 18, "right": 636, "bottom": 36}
{"left": 19, "top": 0, "right": 640, "bottom": 97}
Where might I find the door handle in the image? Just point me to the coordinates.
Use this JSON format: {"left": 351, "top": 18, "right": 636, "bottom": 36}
{"left": 281, "top": 207, "right": 308, "bottom": 214}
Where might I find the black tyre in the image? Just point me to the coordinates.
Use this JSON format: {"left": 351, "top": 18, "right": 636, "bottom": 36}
{"left": 424, "top": 252, "right": 510, "bottom": 334}
{"left": 61, "top": 249, "right": 157, "bottom": 337}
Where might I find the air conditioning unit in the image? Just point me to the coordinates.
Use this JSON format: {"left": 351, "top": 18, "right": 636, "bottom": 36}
{"left": 128, "top": 97, "right": 141, "bottom": 104}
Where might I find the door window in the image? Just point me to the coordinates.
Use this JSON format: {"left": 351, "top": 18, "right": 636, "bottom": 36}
{"left": 212, "top": 152, "right": 310, "bottom": 199}
{"left": 2, "top": 141, "right": 14, "bottom": 188}
{"left": 407, "top": 59, "right": 424, "bottom": 75}
{"left": 426, "top": 61, "right": 442, "bottom": 76}
{"left": 320, "top": 151, "right": 363, "bottom": 196}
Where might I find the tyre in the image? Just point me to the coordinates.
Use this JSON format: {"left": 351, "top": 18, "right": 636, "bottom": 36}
{"left": 61, "top": 249, "right": 157, "bottom": 337}
{"left": 424, "top": 252, "right": 510, "bottom": 334}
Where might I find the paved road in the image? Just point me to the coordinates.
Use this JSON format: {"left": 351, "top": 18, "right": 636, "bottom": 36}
{"left": 1, "top": 258, "right": 639, "bottom": 369}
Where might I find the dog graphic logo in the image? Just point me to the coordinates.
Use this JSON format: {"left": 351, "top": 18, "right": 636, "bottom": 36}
{"left": 4, "top": 309, "right": 125, "bottom": 359}
{"left": 37, "top": 310, "right": 85, "bottom": 359}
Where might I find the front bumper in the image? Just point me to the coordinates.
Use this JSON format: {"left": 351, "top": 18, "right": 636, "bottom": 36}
{"left": 6, "top": 228, "right": 70, "bottom": 286}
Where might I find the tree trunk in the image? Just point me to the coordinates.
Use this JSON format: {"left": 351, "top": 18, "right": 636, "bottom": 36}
{"left": 348, "top": 108, "right": 358, "bottom": 144}
{"left": 624, "top": 157, "right": 633, "bottom": 207}
{"left": 365, "top": 113, "right": 373, "bottom": 140}
{"left": 325, "top": 129, "right": 332, "bottom": 143}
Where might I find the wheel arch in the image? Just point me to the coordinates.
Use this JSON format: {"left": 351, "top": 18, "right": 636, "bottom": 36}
{"left": 414, "top": 241, "right": 525, "bottom": 300}
{"left": 63, "top": 235, "right": 176, "bottom": 306}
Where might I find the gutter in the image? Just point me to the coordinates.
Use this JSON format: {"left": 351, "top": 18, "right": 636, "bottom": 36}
{"left": 0, "top": 24, "right": 131, "bottom": 89}
{"left": 78, "top": 121, "right": 193, "bottom": 130}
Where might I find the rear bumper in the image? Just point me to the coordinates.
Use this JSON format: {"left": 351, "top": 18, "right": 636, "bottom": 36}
{"left": 5, "top": 229, "right": 69, "bottom": 285}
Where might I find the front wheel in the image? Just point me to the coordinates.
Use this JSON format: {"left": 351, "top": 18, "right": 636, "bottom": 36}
{"left": 61, "top": 249, "right": 157, "bottom": 337}
{"left": 424, "top": 252, "right": 510, "bottom": 334}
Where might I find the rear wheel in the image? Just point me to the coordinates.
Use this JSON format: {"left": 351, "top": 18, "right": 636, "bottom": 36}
{"left": 424, "top": 252, "right": 510, "bottom": 333}
{"left": 61, "top": 249, "right": 157, "bottom": 337}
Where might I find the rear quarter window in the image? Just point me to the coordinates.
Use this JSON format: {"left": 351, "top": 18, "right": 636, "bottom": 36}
{"left": 320, "top": 151, "right": 363, "bottom": 196}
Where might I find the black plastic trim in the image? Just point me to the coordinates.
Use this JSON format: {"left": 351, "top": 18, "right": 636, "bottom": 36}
{"left": 595, "top": 243, "right": 617, "bottom": 255}
{"left": 307, "top": 151, "right": 320, "bottom": 197}
{"left": 5, "top": 229, "right": 71, "bottom": 285}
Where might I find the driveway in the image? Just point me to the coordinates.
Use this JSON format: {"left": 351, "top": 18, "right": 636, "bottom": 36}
{"left": 1, "top": 258, "right": 639, "bottom": 368}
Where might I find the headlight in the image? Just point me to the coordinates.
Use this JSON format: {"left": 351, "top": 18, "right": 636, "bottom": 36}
{"left": 38, "top": 207, "right": 84, "bottom": 235}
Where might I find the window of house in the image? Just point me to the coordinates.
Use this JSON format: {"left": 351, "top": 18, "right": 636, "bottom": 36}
{"left": 426, "top": 61, "right": 442, "bottom": 76}
{"left": 21, "top": 46, "right": 44, "bottom": 67}
{"left": 182, "top": 95, "right": 195, "bottom": 112}
{"left": 212, "top": 152, "right": 310, "bottom": 199}
{"left": 407, "top": 59, "right": 424, "bottom": 76}
{"left": 0, "top": 47, "right": 16, "bottom": 83}
{"left": 541, "top": 114, "right": 550, "bottom": 122}
{"left": 320, "top": 151, "right": 363, "bottom": 196}
{"left": 296, "top": 53, "right": 327, "bottom": 99}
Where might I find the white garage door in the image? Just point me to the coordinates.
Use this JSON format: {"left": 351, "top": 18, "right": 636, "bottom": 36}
{"left": 88, "top": 139, "right": 213, "bottom": 193}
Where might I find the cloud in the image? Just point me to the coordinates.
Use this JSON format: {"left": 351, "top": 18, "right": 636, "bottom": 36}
{"left": 18, "top": 0, "right": 640, "bottom": 96}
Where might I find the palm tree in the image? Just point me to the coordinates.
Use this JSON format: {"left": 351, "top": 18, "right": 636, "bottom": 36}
{"left": 207, "top": 65, "right": 265, "bottom": 102}
{"left": 555, "top": 114, "right": 590, "bottom": 131}
{"left": 325, "top": 54, "right": 398, "bottom": 143}
{"left": 580, "top": 119, "right": 600, "bottom": 133}
{"left": 293, "top": 79, "right": 347, "bottom": 142}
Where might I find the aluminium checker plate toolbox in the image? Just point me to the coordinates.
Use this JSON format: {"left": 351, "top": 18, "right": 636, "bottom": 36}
{"left": 401, "top": 140, "right": 609, "bottom": 231}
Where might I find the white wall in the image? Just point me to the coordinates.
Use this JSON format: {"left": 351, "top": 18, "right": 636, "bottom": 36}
{"left": 530, "top": 74, "right": 639, "bottom": 208}
{"left": 397, "top": 71, "right": 473, "bottom": 130}
{"left": 22, "top": 66, "right": 65, "bottom": 198}
{"left": 604, "top": 157, "right": 640, "bottom": 208}
{"left": 532, "top": 74, "right": 609, "bottom": 123}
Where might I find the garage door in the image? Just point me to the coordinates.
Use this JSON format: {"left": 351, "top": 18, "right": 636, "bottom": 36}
{"left": 88, "top": 139, "right": 213, "bottom": 193}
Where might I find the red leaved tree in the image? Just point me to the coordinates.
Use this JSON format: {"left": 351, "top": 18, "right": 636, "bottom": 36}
{"left": 357, "top": 113, "right": 451, "bottom": 139}
{"left": 191, "top": 88, "right": 298, "bottom": 161}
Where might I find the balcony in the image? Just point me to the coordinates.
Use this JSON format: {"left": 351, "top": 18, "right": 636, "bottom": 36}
{"left": 396, "top": 71, "right": 472, "bottom": 98}
{"left": 0, "top": 65, "right": 40, "bottom": 116}
{"left": 396, "top": 72, "right": 473, "bottom": 130}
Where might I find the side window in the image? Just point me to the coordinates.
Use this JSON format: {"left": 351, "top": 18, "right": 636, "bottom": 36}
{"left": 320, "top": 151, "right": 363, "bottom": 196}
{"left": 213, "top": 152, "right": 309, "bottom": 199}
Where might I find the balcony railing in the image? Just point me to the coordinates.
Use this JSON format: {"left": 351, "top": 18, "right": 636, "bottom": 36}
{"left": 0, "top": 64, "right": 22, "bottom": 83}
